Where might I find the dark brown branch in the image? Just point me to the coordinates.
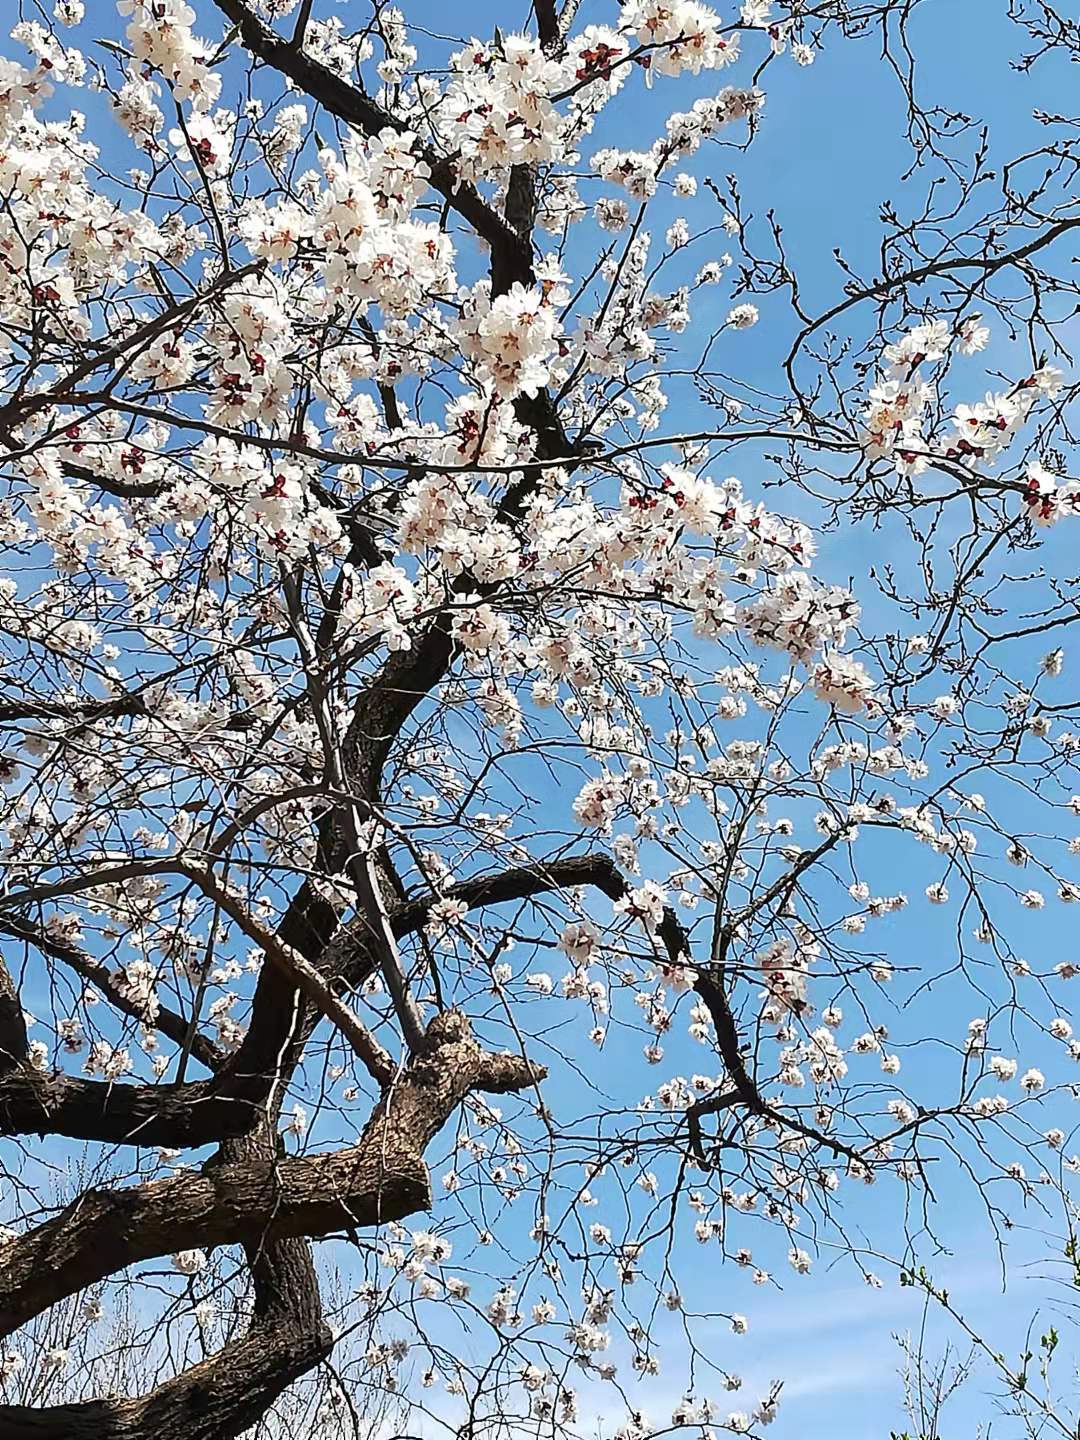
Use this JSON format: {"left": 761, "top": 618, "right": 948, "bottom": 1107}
{"left": 0, "top": 1133, "right": 331, "bottom": 1440}
{"left": 0, "top": 1012, "right": 540, "bottom": 1337}
{"left": 0, "top": 918, "right": 223, "bottom": 1072}
{"left": 0, "top": 693, "right": 148, "bottom": 726}
{"left": 61, "top": 459, "right": 167, "bottom": 499}
{"left": 0, "top": 1068, "right": 243, "bottom": 1149}
{"left": 290, "top": 0, "right": 315, "bottom": 47}
{"left": 534, "top": 0, "right": 560, "bottom": 50}
{"left": 403, "top": 853, "right": 864, "bottom": 1162}
{"left": 0, "top": 862, "right": 394, "bottom": 1088}
{"left": 505, "top": 164, "right": 538, "bottom": 240}
{"left": 390, "top": 853, "right": 626, "bottom": 936}
{"left": 685, "top": 1088, "right": 741, "bottom": 1166}
{"left": 0, "top": 956, "right": 28, "bottom": 1075}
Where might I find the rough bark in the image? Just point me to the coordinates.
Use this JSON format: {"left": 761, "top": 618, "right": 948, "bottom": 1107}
{"left": 0, "top": 1012, "right": 538, "bottom": 1339}
{"left": 0, "top": 1131, "right": 332, "bottom": 1440}
{"left": 0, "top": 1242, "right": 331, "bottom": 1440}
{"left": 0, "top": 957, "right": 27, "bottom": 1074}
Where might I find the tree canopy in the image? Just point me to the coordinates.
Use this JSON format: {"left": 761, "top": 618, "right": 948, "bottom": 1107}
{"left": 0, "top": 0, "right": 1079, "bottom": 1436}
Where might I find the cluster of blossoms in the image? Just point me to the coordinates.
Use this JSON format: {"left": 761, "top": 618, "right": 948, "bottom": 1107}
{"left": 439, "top": 34, "right": 572, "bottom": 179}
{"left": 0, "top": 0, "right": 826, "bottom": 707}
{"left": 458, "top": 280, "right": 564, "bottom": 399}
{"left": 622, "top": 0, "right": 741, "bottom": 76}
{"left": 861, "top": 318, "right": 1067, "bottom": 506}
{"left": 436, "top": 6, "right": 748, "bottom": 184}
{"left": 121, "top": 0, "right": 220, "bottom": 112}
{"left": 1022, "top": 458, "right": 1080, "bottom": 527}
{"left": 592, "top": 86, "right": 763, "bottom": 201}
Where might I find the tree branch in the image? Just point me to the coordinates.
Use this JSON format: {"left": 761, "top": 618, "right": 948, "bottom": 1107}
{"left": 186, "top": 865, "right": 396, "bottom": 1086}
{"left": 0, "top": 1012, "right": 540, "bottom": 1337}
{"left": 390, "top": 853, "right": 626, "bottom": 936}
{"left": 399, "top": 853, "right": 863, "bottom": 1162}
{"left": 534, "top": 0, "right": 560, "bottom": 50}
{"left": 209, "top": 0, "right": 532, "bottom": 290}
{"left": 0, "top": 1134, "right": 331, "bottom": 1440}
{"left": 0, "top": 918, "right": 223, "bottom": 1073}
{"left": 0, "top": 955, "right": 28, "bottom": 1075}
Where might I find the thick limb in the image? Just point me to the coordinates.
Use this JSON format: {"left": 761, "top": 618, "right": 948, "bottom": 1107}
{"left": 0, "top": 1012, "right": 540, "bottom": 1338}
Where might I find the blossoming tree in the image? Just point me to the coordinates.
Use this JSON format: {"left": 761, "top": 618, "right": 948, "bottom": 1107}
{"left": 0, "top": 0, "right": 1079, "bottom": 1435}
